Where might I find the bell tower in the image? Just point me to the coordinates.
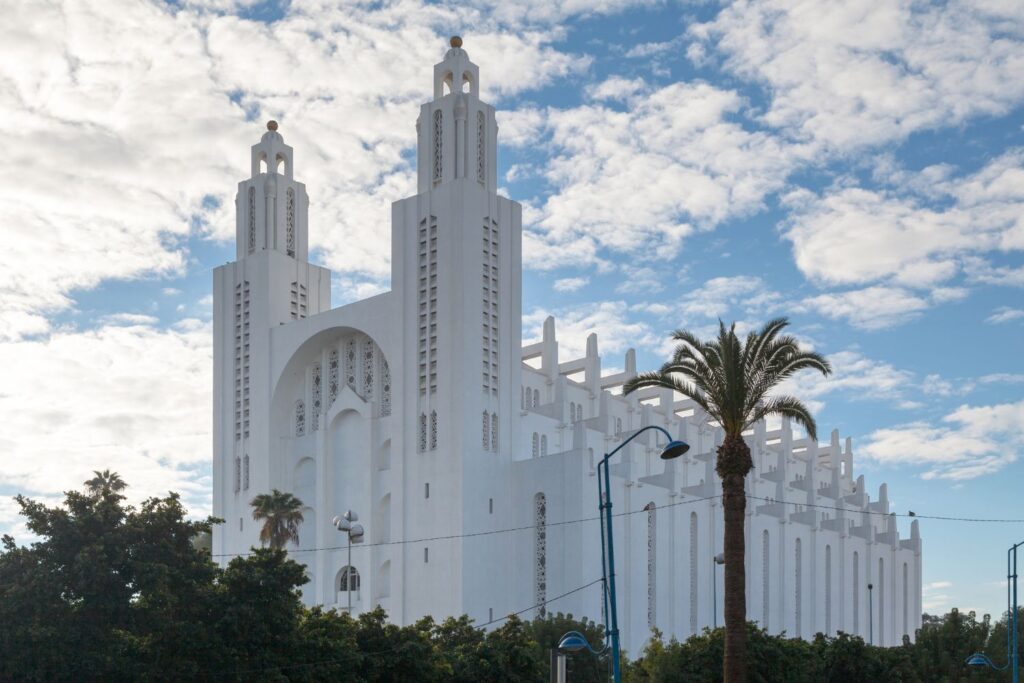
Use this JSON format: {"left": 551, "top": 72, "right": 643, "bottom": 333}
{"left": 212, "top": 121, "right": 331, "bottom": 558}
{"left": 390, "top": 37, "right": 522, "bottom": 622}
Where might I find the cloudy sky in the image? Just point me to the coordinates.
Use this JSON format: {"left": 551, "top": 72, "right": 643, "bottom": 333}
{"left": 2, "top": 0, "right": 1022, "bottom": 618}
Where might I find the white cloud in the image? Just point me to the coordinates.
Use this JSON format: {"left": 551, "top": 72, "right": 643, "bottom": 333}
{"left": 585, "top": 76, "right": 646, "bottom": 102}
{"left": 676, "top": 275, "right": 781, "bottom": 319}
{"left": 861, "top": 399, "right": 1024, "bottom": 479}
{"left": 614, "top": 267, "right": 666, "bottom": 296}
{"left": 985, "top": 306, "right": 1024, "bottom": 324}
{"left": 778, "top": 349, "right": 914, "bottom": 406}
{"left": 693, "top": 0, "right": 1024, "bottom": 151}
{"left": 801, "top": 286, "right": 931, "bottom": 330}
{"left": 0, "top": 319, "right": 213, "bottom": 528}
{"left": 552, "top": 276, "right": 589, "bottom": 292}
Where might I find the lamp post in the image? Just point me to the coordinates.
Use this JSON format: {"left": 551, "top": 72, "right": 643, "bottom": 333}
{"left": 597, "top": 425, "right": 689, "bottom": 683}
{"left": 332, "top": 510, "right": 364, "bottom": 612}
{"left": 713, "top": 552, "right": 725, "bottom": 629}
{"left": 555, "top": 631, "right": 607, "bottom": 683}
{"left": 967, "top": 540, "right": 1022, "bottom": 683}
{"left": 868, "top": 583, "right": 874, "bottom": 645}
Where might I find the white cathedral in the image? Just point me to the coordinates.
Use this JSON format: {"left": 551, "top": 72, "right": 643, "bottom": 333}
{"left": 212, "top": 38, "right": 923, "bottom": 653}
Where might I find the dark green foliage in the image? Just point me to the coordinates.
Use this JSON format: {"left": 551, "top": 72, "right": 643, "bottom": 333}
{"left": 2, "top": 482, "right": 1020, "bottom": 681}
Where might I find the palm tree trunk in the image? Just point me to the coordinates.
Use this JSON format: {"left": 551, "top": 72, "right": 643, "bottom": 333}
{"left": 718, "top": 435, "right": 753, "bottom": 683}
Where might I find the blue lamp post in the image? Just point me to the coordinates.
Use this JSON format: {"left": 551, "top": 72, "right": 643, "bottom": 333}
{"left": 596, "top": 425, "right": 689, "bottom": 683}
{"left": 966, "top": 540, "right": 1021, "bottom": 683}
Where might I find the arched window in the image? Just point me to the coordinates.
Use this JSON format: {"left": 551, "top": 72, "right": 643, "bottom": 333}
{"left": 532, "top": 433, "right": 539, "bottom": 458}
{"left": 762, "top": 530, "right": 770, "bottom": 630}
{"left": 690, "top": 512, "right": 698, "bottom": 633}
{"left": 878, "top": 558, "right": 885, "bottom": 644}
{"left": 429, "top": 410, "right": 438, "bottom": 450}
{"left": 491, "top": 412, "right": 498, "bottom": 452}
{"left": 337, "top": 565, "right": 360, "bottom": 597}
{"left": 825, "top": 545, "right": 832, "bottom": 634}
{"left": 535, "top": 492, "right": 547, "bottom": 617}
{"left": 295, "top": 400, "right": 305, "bottom": 437}
{"left": 853, "top": 551, "right": 860, "bottom": 634}
{"left": 795, "top": 538, "right": 802, "bottom": 638}
{"left": 482, "top": 411, "right": 490, "bottom": 449}
{"left": 432, "top": 110, "right": 443, "bottom": 183}
{"left": 419, "top": 413, "right": 427, "bottom": 452}
{"left": 533, "top": 389, "right": 540, "bottom": 407}
{"left": 645, "top": 502, "right": 656, "bottom": 628}
{"left": 540, "top": 435, "right": 547, "bottom": 457}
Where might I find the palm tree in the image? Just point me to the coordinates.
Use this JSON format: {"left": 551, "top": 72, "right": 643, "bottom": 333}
{"left": 84, "top": 469, "right": 127, "bottom": 496}
{"left": 624, "top": 318, "right": 830, "bottom": 682}
{"left": 250, "top": 489, "right": 305, "bottom": 549}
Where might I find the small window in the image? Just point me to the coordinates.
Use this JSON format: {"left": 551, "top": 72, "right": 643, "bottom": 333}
{"left": 425, "top": 482, "right": 430, "bottom": 499}
{"left": 489, "top": 498, "right": 494, "bottom": 514}
{"left": 424, "top": 547, "right": 429, "bottom": 563}
{"left": 239, "top": 517, "right": 243, "bottom": 531}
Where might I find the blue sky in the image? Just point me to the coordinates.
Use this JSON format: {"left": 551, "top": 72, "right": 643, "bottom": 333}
{"left": 1, "top": 0, "right": 1022, "bottom": 619}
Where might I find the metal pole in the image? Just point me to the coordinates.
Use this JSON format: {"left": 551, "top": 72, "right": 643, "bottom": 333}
{"left": 347, "top": 533, "right": 352, "bottom": 613}
{"left": 603, "top": 457, "right": 621, "bottom": 683}
{"left": 597, "top": 465, "right": 610, "bottom": 633}
{"left": 868, "top": 584, "right": 874, "bottom": 645}
{"left": 1007, "top": 544, "right": 1015, "bottom": 683}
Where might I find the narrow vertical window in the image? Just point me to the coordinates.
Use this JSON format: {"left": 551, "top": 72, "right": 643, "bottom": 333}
{"left": 295, "top": 400, "right": 305, "bottom": 437}
{"left": 380, "top": 360, "right": 391, "bottom": 417}
{"left": 902, "top": 562, "right": 909, "bottom": 638}
{"left": 489, "top": 498, "right": 494, "bottom": 514}
{"left": 616, "top": 417, "right": 623, "bottom": 435}
{"left": 853, "top": 551, "right": 860, "bottom": 634}
{"left": 432, "top": 110, "right": 443, "bottom": 183}
{"left": 535, "top": 492, "right": 547, "bottom": 617}
{"left": 285, "top": 187, "right": 295, "bottom": 256}
{"left": 532, "top": 433, "right": 539, "bottom": 458}
{"left": 540, "top": 435, "right": 547, "bottom": 457}
{"left": 762, "top": 530, "right": 770, "bottom": 630}
{"left": 645, "top": 502, "right": 656, "bottom": 628}
{"left": 825, "top": 545, "right": 832, "bottom": 634}
{"left": 491, "top": 412, "right": 498, "bottom": 451}
{"left": 243, "top": 454, "right": 249, "bottom": 490}
{"left": 690, "top": 512, "right": 698, "bottom": 633}
{"left": 328, "top": 350, "right": 339, "bottom": 406}
{"left": 482, "top": 411, "right": 490, "bottom": 449}
{"left": 795, "top": 538, "right": 802, "bottom": 638}
{"left": 476, "top": 111, "right": 485, "bottom": 183}
{"left": 425, "top": 547, "right": 429, "bottom": 563}
{"left": 233, "top": 456, "right": 241, "bottom": 493}
{"left": 425, "top": 482, "right": 429, "bottom": 499}
{"left": 419, "top": 413, "right": 427, "bottom": 452}
{"left": 247, "top": 186, "right": 256, "bottom": 252}
{"left": 311, "top": 363, "right": 322, "bottom": 432}
{"left": 533, "top": 389, "right": 539, "bottom": 407}
{"left": 878, "top": 558, "right": 885, "bottom": 645}
{"left": 429, "top": 410, "right": 438, "bottom": 450}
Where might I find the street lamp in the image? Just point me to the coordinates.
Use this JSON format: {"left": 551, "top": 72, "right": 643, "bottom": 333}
{"left": 967, "top": 540, "right": 1022, "bottom": 683}
{"left": 332, "top": 510, "right": 364, "bottom": 613}
{"left": 597, "top": 425, "right": 689, "bottom": 683}
{"left": 712, "top": 552, "right": 725, "bottom": 629}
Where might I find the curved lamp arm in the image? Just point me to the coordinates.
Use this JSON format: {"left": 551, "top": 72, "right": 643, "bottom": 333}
{"left": 601, "top": 424, "right": 688, "bottom": 467}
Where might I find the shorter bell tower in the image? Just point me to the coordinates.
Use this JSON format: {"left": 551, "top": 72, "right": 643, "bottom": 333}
{"left": 212, "top": 121, "right": 331, "bottom": 558}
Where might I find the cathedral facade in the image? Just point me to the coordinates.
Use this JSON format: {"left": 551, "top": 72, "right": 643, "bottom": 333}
{"left": 212, "top": 39, "right": 922, "bottom": 653}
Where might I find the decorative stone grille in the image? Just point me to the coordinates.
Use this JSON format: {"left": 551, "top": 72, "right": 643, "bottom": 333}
{"left": 285, "top": 187, "right": 295, "bottom": 256}
{"left": 380, "top": 360, "right": 391, "bottom": 416}
{"left": 247, "top": 187, "right": 255, "bottom": 252}
{"left": 433, "top": 110, "right": 443, "bottom": 183}
{"left": 535, "top": 492, "right": 547, "bottom": 617}
{"left": 311, "top": 363, "right": 321, "bottom": 432}
{"left": 646, "top": 503, "right": 656, "bottom": 628}
{"left": 328, "top": 349, "right": 339, "bottom": 406}
{"left": 476, "top": 111, "right": 485, "bottom": 183}
{"left": 295, "top": 400, "right": 305, "bottom": 437}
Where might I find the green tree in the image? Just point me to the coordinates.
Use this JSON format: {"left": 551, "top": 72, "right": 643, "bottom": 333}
{"left": 83, "top": 468, "right": 127, "bottom": 496}
{"left": 250, "top": 489, "right": 305, "bottom": 549}
{"left": 527, "top": 612, "right": 608, "bottom": 682}
{"left": 625, "top": 319, "right": 830, "bottom": 682}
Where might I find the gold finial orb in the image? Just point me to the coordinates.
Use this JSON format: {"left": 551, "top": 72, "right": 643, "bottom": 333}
{"left": 266, "top": 120, "right": 279, "bottom": 131}
{"left": 450, "top": 35, "right": 462, "bottom": 48}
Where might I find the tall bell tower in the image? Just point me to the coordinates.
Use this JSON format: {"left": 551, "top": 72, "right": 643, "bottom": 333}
{"left": 212, "top": 122, "right": 331, "bottom": 557}
{"left": 391, "top": 37, "right": 523, "bottom": 621}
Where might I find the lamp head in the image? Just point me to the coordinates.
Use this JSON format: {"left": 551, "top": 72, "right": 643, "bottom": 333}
{"left": 557, "top": 632, "right": 590, "bottom": 653}
{"left": 660, "top": 439, "right": 690, "bottom": 460}
{"left": 965, "top": 653, "right": 992, "bottom": 668}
